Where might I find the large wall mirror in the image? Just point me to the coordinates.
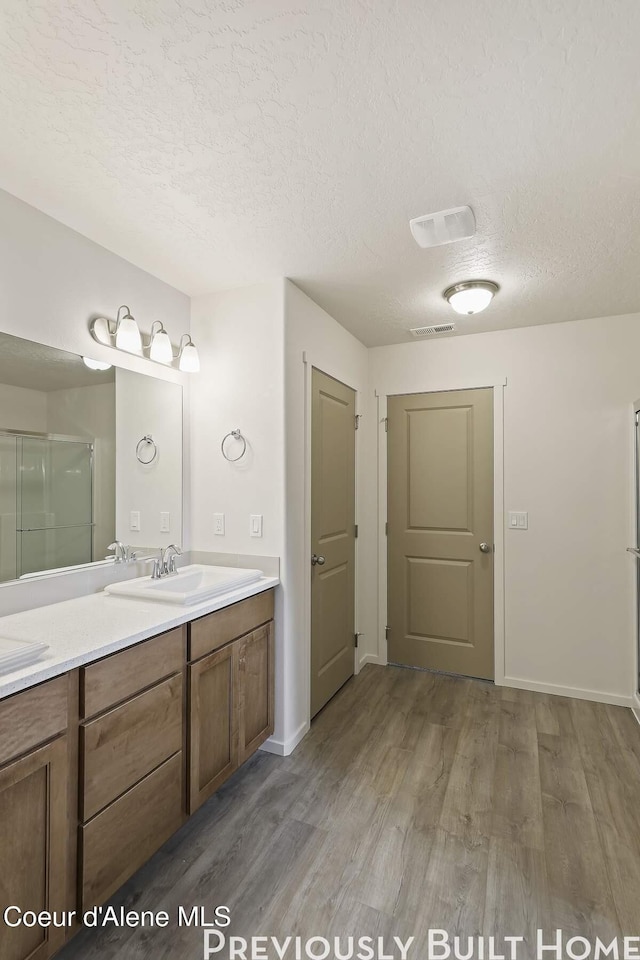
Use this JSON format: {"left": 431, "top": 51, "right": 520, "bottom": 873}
{"left": 0, "top": 331, "right": 182, "bottom": 584}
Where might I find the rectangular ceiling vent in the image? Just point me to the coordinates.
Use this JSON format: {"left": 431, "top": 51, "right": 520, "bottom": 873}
{"left": 409, "top": 205, "right": 475, "bottom": 248}
{"left": 410, "top": 323, "right": 456, "bottom": 337}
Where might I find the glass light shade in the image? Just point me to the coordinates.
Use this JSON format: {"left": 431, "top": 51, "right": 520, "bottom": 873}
{"left": 444, "top": 281, "right": 498, "bottom": 316}
{"left": 115, "top": 314, "right": 142, "bottom": 354}
{"left": 149, "top": 328, "right": 173, "bottom": 364}
{"left": 179, "top": 341, "right": 200, "bottom": 373}
{"left": 82, "top": 357, "right": 112, "bottom": 371}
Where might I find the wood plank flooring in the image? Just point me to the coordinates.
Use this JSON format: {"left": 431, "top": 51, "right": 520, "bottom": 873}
{"left": 58, "top": 665, "right": 640, "bottom": 960}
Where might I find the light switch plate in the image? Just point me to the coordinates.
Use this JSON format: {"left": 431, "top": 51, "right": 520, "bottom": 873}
{"left": 508, "top": 511, "right": 528, "bottom": 530}
{"left": 250, "top": 514, "right": 263, "bottom": 538}
{"left": 160, "top": 512, "right": 170, "bottom": 533}
{"left": 130, "top": 510, "right": 141, "bottom": 532}
{"left": 214, "top": 513, "right": 225, "bottom": 536}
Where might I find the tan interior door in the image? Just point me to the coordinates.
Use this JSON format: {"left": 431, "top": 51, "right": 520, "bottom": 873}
{"left": 387, "top": 388, "right": 494, "bottom": 680}
{"left": 311, "top": 368, "right": 356, "bottom": 718}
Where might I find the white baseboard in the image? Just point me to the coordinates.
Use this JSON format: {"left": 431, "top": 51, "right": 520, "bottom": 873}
{"left": 633, "top": 693, "right": 640, "bottom": 725}
{"left": 501, "top": 675, "right": 635, "bottom": 708}
{"left": 357, "top": 653, "right": 381, "bottom": 670}
{"left": 260, "top": 720, "right": 310, "bottom": 757}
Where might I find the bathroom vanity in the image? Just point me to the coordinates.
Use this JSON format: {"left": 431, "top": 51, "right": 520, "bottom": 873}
{"left": 0, "top": 579, "right": 276, "bottom": 960}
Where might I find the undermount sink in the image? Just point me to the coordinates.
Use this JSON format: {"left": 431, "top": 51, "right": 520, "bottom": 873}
{"left": 104, "top": 564, "right": 264, "bottom": 606}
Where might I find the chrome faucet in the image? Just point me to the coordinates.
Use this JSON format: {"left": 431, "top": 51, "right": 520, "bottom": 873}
{"left": 107, "top": 541, "right": 128, "bottom": 563}
{"left": 139, "top": 544, "right": 182, "bottom": 579}
{"left": 161, "top": 544, "right": 182, "bottom": 575}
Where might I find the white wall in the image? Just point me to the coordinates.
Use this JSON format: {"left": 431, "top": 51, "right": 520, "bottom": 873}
{"left": 0, "top": 382, "right": 47, "bottom": 433}
{"left": 282, "top": 280, "right": 371, "bottom": 751}
{"left": 190, "top": 282, "right": 285, "bottom": 558}
{"left": 0, "top": 188, "right": 190, "bottom": 614}
{"left": 369, "top": 312, "right": 640, "bottom": 706}
{"left": 47, "top": 382, "right": 116, "bottom": 562}
{"left": 0, "top": 189, "right": 189, "bottom": 376}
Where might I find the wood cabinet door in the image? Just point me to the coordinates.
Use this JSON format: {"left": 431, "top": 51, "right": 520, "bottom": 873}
{"left": 0, "top": 737, "right": 68, "bottom": 960}
{"left": 188, "top": 643, "right": 237, "bottom": 813}
{"left": 237, "top": 622, "right": 274, "bottom": 764}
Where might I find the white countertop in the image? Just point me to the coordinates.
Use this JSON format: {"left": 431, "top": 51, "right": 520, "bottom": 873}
{"left": 0, "top": 575, "right": 279, "bottom": 700}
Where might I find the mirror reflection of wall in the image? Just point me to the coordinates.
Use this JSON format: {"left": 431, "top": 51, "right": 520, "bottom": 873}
{"left": 115, "top": 370, "right": 182, "bottom": 550}
{"left": 0, "top": 332, "right": 183, "bottom": 585}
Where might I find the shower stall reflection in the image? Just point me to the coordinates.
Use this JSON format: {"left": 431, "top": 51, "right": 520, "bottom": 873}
{"left": 0, "top": 432, "right": 94, "bottom": 580}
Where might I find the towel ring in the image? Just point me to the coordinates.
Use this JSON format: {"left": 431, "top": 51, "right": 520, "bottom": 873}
{"left": 136, "top": 435, "right": 157, "bottom": 464}
{"left": 221, "top": 429, "right": 247, "bottom": 462}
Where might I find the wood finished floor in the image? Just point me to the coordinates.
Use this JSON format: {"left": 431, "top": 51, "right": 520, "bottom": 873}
{"left": 59, "top": 665, "right": 640, "bottom": 959}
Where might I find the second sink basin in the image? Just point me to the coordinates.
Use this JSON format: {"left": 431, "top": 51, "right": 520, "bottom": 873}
{"left": 104, "top": 564, "right": 264, "bottom": 605}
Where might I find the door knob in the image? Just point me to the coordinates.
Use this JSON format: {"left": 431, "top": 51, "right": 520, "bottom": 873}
{"left": 479, "top": 542, "right": 492, "bottom": 554}
{"left": 311, "top": 554, "right": 326, "bottom": 566}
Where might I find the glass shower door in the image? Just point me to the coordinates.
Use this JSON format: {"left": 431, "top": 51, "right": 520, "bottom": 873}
{"left": 0, "top": 434, "right": 17, "bottom": 582}
{"left": 18, "top": 437, "right": 94, "bottom": 576}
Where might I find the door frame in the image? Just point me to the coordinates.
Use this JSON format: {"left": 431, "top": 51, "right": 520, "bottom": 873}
{"left": 303, "top": 354, "right": 362, "bottom": 726}
{"left": 376, "top": 377, "right": 507, "bottom": 686}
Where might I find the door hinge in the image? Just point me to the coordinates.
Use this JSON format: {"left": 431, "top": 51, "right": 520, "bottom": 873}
{"left": 355, "top": 414, "right": 362, "bottom": 430}
{"left": 385, "top": 521, "right": 388, "bottom": 536}
{"left": 384, "top": 417, "right": 388, "bottom": 432}
{"left": 354, "top": 632, "right": 362, "bottom": 648}
{"left": 385, "top": 625, "right": 390, "bottom": 640}
{"left": 354, "top": 523, "right": 359, "bottom": 538}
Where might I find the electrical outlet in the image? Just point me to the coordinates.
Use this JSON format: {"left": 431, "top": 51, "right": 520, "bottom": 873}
{"left": 160, "top": 512, "right": 170, "bottom": 533}
{"left": 250, "top": 514, "right": 263, "bottom": 538}
{"left": 130, "top": 511, "right": 141, "bottom": 532}
{"left": 214, "top": 513, "right": 225, "bottom": 536}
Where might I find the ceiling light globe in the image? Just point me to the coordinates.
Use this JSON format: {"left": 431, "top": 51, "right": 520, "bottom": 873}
{"left": 82, "top": 357, "right": 112, "bottom": 371}
{"left": 444, "top": 281, "right": 499, "bottom": 315}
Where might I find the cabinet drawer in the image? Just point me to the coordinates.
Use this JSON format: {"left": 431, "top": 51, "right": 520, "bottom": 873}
{"left": 80, "top": 751, "right": 184, "bottom": 909}
{"left": 81, "top": 673, "right": 183, "bottom": 821}
{"left": 189, "top": 589, "right": 274, "bottom": 662}
{"left": 0, "top": 675, "right": 69, "bottom": 767}
{"left": 81, "top": 626, "right": 185, "bottom": 719}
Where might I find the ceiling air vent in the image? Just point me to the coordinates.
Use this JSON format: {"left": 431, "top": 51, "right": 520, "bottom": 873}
{"left": 410, "top": 323, "right": 456, "bottom": 337}
{"left": 409, "top": 205, "right": 475, "bottom": 248}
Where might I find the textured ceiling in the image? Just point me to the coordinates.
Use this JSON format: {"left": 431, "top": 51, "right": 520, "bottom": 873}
{"left": 0, "top": 333, "right": 114, "bottom": 392}
{"left": 0, "top": 0, "right": 639, "bottom": 346}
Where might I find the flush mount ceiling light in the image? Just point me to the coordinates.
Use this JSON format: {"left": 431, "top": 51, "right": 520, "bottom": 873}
{"left": 175, "top": 334, "right": 200, "bottom": 373}
{"left": 145, "top": 321, "right": 173, "bottom": 364}
{"left": 88, "top": 307, "right": 200, "bottom": 373}
{"left": 90, "top": 305, "right": 142, "bottom": 355}
{"left": 82, "top": 357, "right": 112, "bottom": 371}
{"left": 443, "top": 280, "right": 499, "bottom": 315}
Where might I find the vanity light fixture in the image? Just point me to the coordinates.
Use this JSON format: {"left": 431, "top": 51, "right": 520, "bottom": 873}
{"left": 82, "top": 357, "right": 112, "bottom": 371}
{"left": 90, "top": 305, "right": 143, "bottom": 355}
{"left": 145, "top": 321, "right": 174, "bottom": 364}
{"left": 175, "top": 334, "right": 200, "bottom": 373}
{"left": 89, "top": 307, "right": 200, "bottom": 372}
{"left": 443, "top": 280, "right": 499, "bottom": 315}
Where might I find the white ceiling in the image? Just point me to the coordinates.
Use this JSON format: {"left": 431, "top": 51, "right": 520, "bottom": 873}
{"left": 0, "top": 1, "right": 639, "bottom": 347}
{"left": 0, "top": 333, "right": 114, "bottom": 392}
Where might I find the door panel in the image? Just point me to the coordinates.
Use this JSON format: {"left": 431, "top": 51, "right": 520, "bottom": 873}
{"left": 388, "top": 388, "right": 494, "bottom": 680}
{"left": 0, "top": 737, "right": 68, "bottom": 960}
{"left": 188, "top": 644, "right": 237, "bottom": 813}
{"left": 311, "top": 369, "right": 356, "bottom": 718}
{"left": 237, "top": 623, "right": 274, "bottom": 762}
